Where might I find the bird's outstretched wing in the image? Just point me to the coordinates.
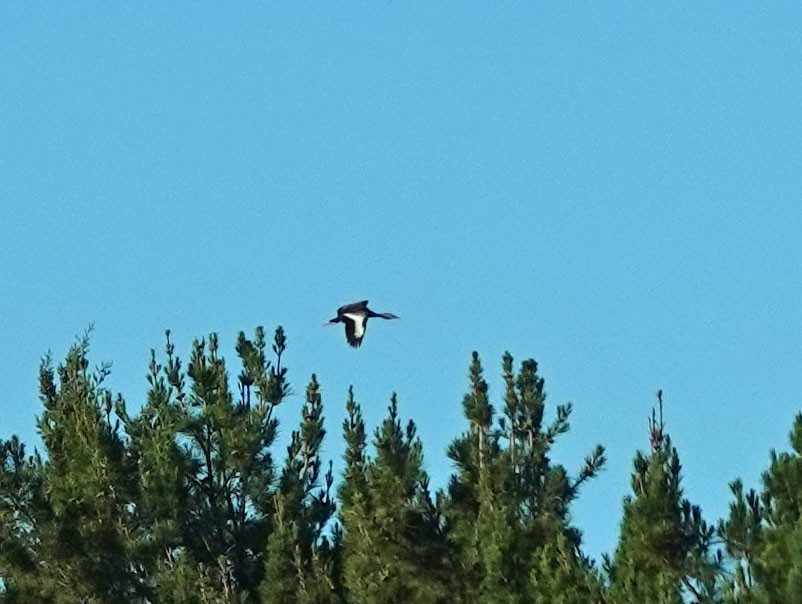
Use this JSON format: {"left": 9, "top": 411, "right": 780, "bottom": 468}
{"left": 338, "top": 300, "right": 369, "bottom": 315}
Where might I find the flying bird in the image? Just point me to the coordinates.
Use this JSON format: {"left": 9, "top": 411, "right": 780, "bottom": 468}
{"left": 323, "top": 300, "right": 399, "bottom": 348}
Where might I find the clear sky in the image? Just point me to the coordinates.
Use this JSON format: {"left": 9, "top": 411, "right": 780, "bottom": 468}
{"left": 2, "top": 4, "right": 801, "bottom": 561}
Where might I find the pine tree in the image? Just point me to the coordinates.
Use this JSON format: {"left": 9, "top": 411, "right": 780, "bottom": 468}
{"left": 112, "top": 325, "right": 295, "bottom": 600}
{"left": 339, "top": 391, "right": 452, "bottom": 604}
{"left": 261, "top": 373, "right": 339, "bottom": 604}
{"left": 754, "top": 413, "right": 802, "bottom": 602}
{"left": 442, "top": 352, "right": 514, "bottom": 603}
{"left": 171, "top": 326, "right": 290, "bottom": 597}
{"left": 113, "top": 330, "right": 192, "bottom": 599}
{"left": 0, "top": 435, "right": 50, "bottom": 602}
{"left": 529, "top": 533, "right": 607, "bottom": 604}
{"left": 443, "top": 352, "right": 606, "bottom": 604}
{"left": 608, "top": 392, "right": 719, "bottom": 604}
{"left": 719, "top": 413, "right": 802, "bottom": 604}
{"left": 717, "top": 479, "right": 763, "bottom": 604}
{"left": 1, "top": 326, "right": 299, "bottom": 601}
{"left": 0, "top": 334, "right": 146, "bottom": 602}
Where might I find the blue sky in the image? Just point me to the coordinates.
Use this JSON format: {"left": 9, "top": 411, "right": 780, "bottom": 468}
{"left": 2, "top": 4, "right": 801, "bottom": 561}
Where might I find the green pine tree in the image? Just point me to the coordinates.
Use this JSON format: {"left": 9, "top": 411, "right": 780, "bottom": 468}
{"left": 116, "top": 325, "right": 292, "bottom": 600}
{"left": 608, "top": 393, "right": 719, "bottom": 604}
{"left": 114, "top": 330, "right": 192, "bottom": 598}
{"left": 443, "top": 352, "right": 605, "bottom": 604}
{"left": 173, "top": 326, "right": 289, "bottom": 598}
{"left": 717, "top": 478, "right": 763, "bottom": 604}
{"left": 719, "top": 413, "right": 802, "bottom": 604}
{"left": 754, "top": 414, "right": 802, "bottom": 603}
{"left": 261, "top": 373, "right": 339, "bottom": 604}
{"left": 0, "top": 435, "right": 51, "bottom": 602}
{"left": 1, "top": 334, "right": 146, "bottom": 602}
{"left": 529, "top": 533, "right": 607, "bottom": 604}
{"left": 339, "top": 391, "right": 452, "bottom": 604}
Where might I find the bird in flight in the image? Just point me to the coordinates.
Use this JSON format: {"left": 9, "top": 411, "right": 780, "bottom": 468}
{"left": 323, "top": 300, "right": 399, "bottom": 348}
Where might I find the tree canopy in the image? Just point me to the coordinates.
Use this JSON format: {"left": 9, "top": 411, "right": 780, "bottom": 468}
{"left": 1, "top": 327, "right": 800, "bottom": 603}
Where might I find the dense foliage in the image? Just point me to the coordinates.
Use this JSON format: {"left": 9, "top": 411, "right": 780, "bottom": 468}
{"left": 1, "top": 327, "right": 800, "bottom": 603}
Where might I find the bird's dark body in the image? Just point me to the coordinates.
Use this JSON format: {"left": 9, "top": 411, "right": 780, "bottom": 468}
{"left": 325, "top": 300, "right": 399, "bottom": 347}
